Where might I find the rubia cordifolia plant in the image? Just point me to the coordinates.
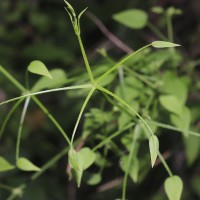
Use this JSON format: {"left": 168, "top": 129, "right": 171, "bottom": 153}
{"left": 0, "top": 1, "right": 200, "bottom": 200}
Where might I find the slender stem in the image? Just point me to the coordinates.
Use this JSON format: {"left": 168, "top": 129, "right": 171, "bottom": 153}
{"left": 92, "top": 122, "right": 134, "bottom": 151}
{"left": 96, "top": 44, "right": 151, "bottom": 83}
{"left": 16, "top": 97, "right": 30, "bottom": 160}
{"left": 122, "top": 124, "right": 140, "bottom": 200}
{"left": 148, "top": 120, "right": 200, "bottom": 137}
{"left": 0, "top": 183, "right": 13, "bottom": 191}
{"left": 0, "top": 84, "right": 92, "bottom": 106}
{"left": 0, "top": 66, "right": 26, "bottom": 92}
{"left": 0, "top": 99, "right": 24, "bottom": 140}
{"left": 148, "top": 22, "right": 168, "bottom": 41}
{"left": 32, "top": 96, "right": 71, "bottom": 145}
{"left": 77, "top": 35, "right": 95, "bottom": 84}
{"left": 71, "top": 88, "right": 95, "bottom": 145}
{"left": 166, "top": 15, "right": 173, "bottom": 42}
{"left": 158, "top": 152, "right": 173, "bottom": 177}
{"left": 97, "top": 86, "right": 154, "bottom": 136}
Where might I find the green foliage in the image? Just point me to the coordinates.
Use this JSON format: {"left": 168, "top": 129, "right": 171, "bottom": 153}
{"left": 0, "top": 1, "right": 200, "bottom": 200}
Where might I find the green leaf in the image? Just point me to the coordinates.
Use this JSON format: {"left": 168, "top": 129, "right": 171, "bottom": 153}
{"left": 28, "top": 60, "right": 52, "bottom": 79}
{"left": 32, "top": 69, "right": 68, "bottom": 92}
{"left": 85, "top": 172, "right": 102, "bottom": 185}
{"left": 17, "top": 157, "right": 41, "bottom": 172}
{"left": 164, "top": 176, "right": 183, "bottom": 200}
{"left": 77, "top": 147, "right": 96, "bottom": 170}
{"left": 170, "top": 106, "right": 191, "bottom": 137}
{"left": 152, "top": 41, "right": 180, "bottom": 48}
{"left": 120, "top": 156, "right": 139, "bottom": 182}
{"left": 159, "top": 95, "right": 182, "bottom": 116}
{"left": 113, "top": 9, "right": 148, "bottom": 29}
{"left": 0, "top": 156, "right": 15, "bottom": 172}
{"left": 149, "top": 135, "right": 159, "bottom": 167}
{"left": 151, "top": 6, "right": 164, "bottom": 14}
{"left": 68, "top": 148, "right": 80, "bottom": 171}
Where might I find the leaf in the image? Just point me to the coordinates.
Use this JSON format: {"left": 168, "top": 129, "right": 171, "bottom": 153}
{"left": 164, "top": 176, "right": 183, "bottom": 200}
{"left": 77, "top": 147, "right": 96, "bottom": 170}
{"left": 0, "top": 156, "right": 15, "bottom": 172}
{"left": 120, "top": 156, "right": 139, "bottom": 182}
{"left": 28, "top": 60, "right": 52, "bottom": 79}
{"left": 149, "top": 135, "right": 159, "bottom": 167}
{"left": 32, "top": 69, "right": 68, "bottom": 92}
{"left": 159, "top": 95, "right": 182, "bottom": 116}
{"left": 17, "top": 157, "right": 41, "bottom": 172}
{"left": 85, "top": 172, "right": 102, "bottom": 185}
{"left": 113, "top": 9, "right": 148, "bottom": 29}
{"left": 68, "top": 148, "right": 80, "bottom": 171}
{"left": 151, "top": 6, "right": 164, "bottom": 14}
{"left": 170, "top": 106, "right": 191, "bottom": 137}
{"left": 152, "top": 41, "right": 180, "bottom": 48}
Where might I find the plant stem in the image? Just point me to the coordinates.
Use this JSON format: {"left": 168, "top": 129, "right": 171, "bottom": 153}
{"left": 122, "top": 124, "right": 140, "bottom": 200}
{"left": 0, "top": 66, "right": 71, "bottom": 145}
{"left": 97, "top": 85, "right": 154, "bottom": 136}
{"left": 0, "top": 183, "right": 13, "bottom": 191}
{"left": 148, "top": 22, "right": 168, "bottom": 41}
{"left": 77, "top": 35, "right": 95, "bottom": 84}
{"left": 158, "top": 152, "right": 173, "bottom": 177}
{"left": 32, "top": 96, "right": 71, "bottom": 145}
{"left": 16, "top": 97, "right": 30, "bottom": 160}
{"left": 92, "top": 122, "right": 134, "bottom": 151}
{"left": 166, "top": 15, "right": 173, "bottom": 42}
{"left": 0, "top": 99, "right": 24, "bottom": 140}
{"left": 71, "top": 88, "right": 95, "bottom": 145}
{"left": 96, "top": 44, "right": 151, "bottom": 83}
{"left": 0, "top": 84, "right": 92, "bottom": 106}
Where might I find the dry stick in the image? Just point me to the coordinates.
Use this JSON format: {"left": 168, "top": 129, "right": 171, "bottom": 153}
{"left": 86, "top": 11, "right": 133, "bottom": 54}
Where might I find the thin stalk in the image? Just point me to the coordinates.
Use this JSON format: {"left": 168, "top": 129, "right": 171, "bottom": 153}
{"left": 122, "top": 125, "right": 140, "bottom": 200}
{"left": 97, "top": 85, "right": 154, "bottom": 136}
{"left": 96, "top": 44, "right": 151, "bottom": 83}
{"left": 0, "top": 183, "right": 13, "bottom": 191}
{"left": 32, "top": 96, "right": 71, "bottom": 145}
{"left": 16, "top": 97, "right": 30, "bottom": 160}
{"left": 166, "top": 15, "right": 173, "bottom": 42}
{"left": 148, "top": 22, "right": 168, "bottom": 41}
{"left": 148, "top": 120, "right": 200, "bottom": 137}
{"left": 158, "top": 152, "right": 173, "bottom": 177}
{"left": 0, "top": 99, "right": 24, "bottom": 139}
{"left": 71, "top": 88, "right": 95, "bottom": 145}
{"left": 92, "top": 122, "right": 134, "bottom": 151}
{"left": 0, "top": 84, "right": 92, "bottom": 106}
{"left": 77, "top": 35, "right": 95, "bottom": 84}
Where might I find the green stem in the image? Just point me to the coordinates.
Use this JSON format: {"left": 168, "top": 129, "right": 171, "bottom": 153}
{"left": 71, "top": 88, "right": 95, "bottom": 145}
{"left": 0, "top": 183, "right": 13, "bottom": 191}
{"left": 77, "top": 35, "right": 95, "bottom": 84}
{"left": 148, "top": 22, "right": 168, "bottom": 41}
{"left": 96, "top": 44, "right": 151, "bottom": 83}
{"left": 92, "top": 122, "right": 134, "bottom": 151}
{"left": 166, "top": 15, "right": 173, "bottom": 42}
{"left": 32, "top": 96, "right": 71, "bottom": 145}
{"left": 158, "top": 152, "right": 173, "bottom": 177}
{"left": 97, "top": 86, "right": 154, "bottom": 136}
{"left": 0, "top": 99, "right": 24, "bottom": 140}
{"left": 0, "top": 84, "right": 92, "bottom": 106}
{"left": 122, "top": 124, "right": 140, "bottom": 200}
{"left": 16, "top": 97, "right": 30, "bottom": 160}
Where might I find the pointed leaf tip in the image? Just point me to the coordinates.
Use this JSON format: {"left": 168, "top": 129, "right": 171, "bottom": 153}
{"left": 0, "top": 156, "right": 15, "bottom": 172}
{"left": 152, "top": 41, "right": 181, "bottom": 48}
{"left": 164, "top": 176, "right": 183, "bottom": 200}
{"left": 149, "top": 135, "right": 159, "bottom": 167}
{"left": 17, "top": 157, "right": 41, "bottom": 172}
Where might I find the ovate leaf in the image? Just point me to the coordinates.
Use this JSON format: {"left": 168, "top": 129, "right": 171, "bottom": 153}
{"left": 78, "top": 147, "right": 96, "bottom": 170}
{"left": 159, "top": 95, "right": 182, "bottom": 116}
{"left": 152, "top": 41, "right": 180, "bottom": 48}
{"left": 28, "top": 60, "right": 52, "bottom": 79}
{"left": 149, "top": 135, "right": 159, "bottom": 167}
{"left": 17, "top": 157, "right": 41, "bottom": 171}
{"left": 32, "top": 69, "right": 68, "bottom": 92}
{"left": 164, "top": 176, "right": 183, "bottom": 200}
{"left": 0, "top": 156, "right": 15, "bottom": 172}
{"left": 113, "top": 9, "right": 148, "bottom": 29}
